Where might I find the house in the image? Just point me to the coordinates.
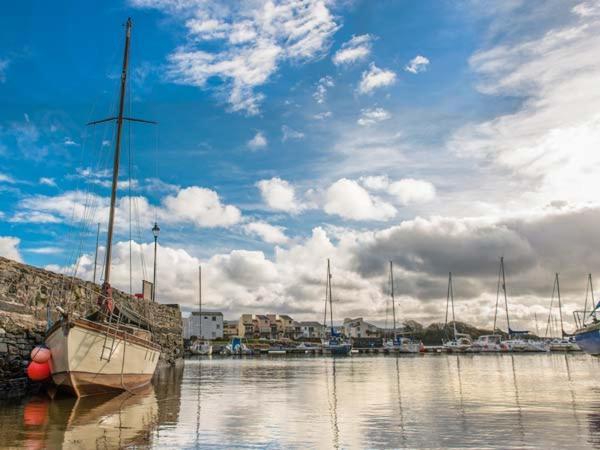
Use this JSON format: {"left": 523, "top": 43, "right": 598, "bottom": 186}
{"left": 277, "top": 315, "right": 296, "bottom": 338}
{"left": 299, "top": 321, "right": 325, "bottom": 338}
{"left": 183, "top": 311, "right": 224, "bottom": 340}
{"left": 342, "top": 317, "right": 380, "bottom": 338}
{"left": 254, "top": 315, "right": 274, "bottom": 338}
{"left": 238, "top": 314, "right": 255, "bottom": 338}
{"left": 223, "top": 320, "right": 239, "bottom": 339}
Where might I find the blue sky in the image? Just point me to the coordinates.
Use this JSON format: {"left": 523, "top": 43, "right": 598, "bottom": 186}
{"left": 2, "top": 0, "right": 600, "bottom": 329}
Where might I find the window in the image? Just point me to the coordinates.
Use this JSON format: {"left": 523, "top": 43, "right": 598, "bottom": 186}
{"left": 212, "top": 316, "right": 216, "bottom": 321}
{"left": 216, "top": 324, "right": 220, "bottom": 329}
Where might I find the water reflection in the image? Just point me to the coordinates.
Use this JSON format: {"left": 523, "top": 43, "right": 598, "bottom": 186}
{"left": 3, "top": 355, "right": 600, "bottom": 448}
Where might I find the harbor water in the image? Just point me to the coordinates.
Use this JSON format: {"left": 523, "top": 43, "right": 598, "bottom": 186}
{"left": 2, "top": 353, "right": 600, "bottom": 448}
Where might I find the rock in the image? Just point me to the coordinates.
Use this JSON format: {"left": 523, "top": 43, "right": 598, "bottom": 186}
{"left": 0, "top": 343, "right": 7, "bottom": 353}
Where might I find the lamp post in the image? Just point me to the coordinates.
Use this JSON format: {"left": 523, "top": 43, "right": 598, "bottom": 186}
{"left": 152, "top": 222, "right": 160, "bottom": 301}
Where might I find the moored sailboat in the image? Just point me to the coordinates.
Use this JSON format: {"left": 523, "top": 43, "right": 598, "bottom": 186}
{"left": 45, "top": 18, "right": 161, "bottom": 397}
{"left": 442, "top": 272, "right": 472, "bottom": 353}
{"left": 383, "top": 261, "right": 420, "bottom": 353}
{"left": 321, "top": 259, "right": 352, "bottom": 356}
{"left": 190, "top": 265, "right": 213, "bottom": 356}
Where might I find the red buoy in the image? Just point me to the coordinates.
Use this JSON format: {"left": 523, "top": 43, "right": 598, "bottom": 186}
{"left": 30, "top": 346, "right": 51, "bottom": 364}
{"left": 27, "top": 361, "right": 51, "bottom": 381}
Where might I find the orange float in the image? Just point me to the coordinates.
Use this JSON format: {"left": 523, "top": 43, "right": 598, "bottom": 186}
{"left": 26, "top": 361, "right": 51, "bottom": 381}
{"left": 30, "top": 346, "right": 51, "bottom": 364}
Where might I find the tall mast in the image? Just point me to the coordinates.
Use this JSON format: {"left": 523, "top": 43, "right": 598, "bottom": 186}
{"left": 390, "top": 261, "right": 396, "bottom": 338}
{"left": 328, "top": 259, "right": 334, "bottom": 333}
{"left": 323, "top": 260, "right": 329, "bottom": 331}
{"left": 92, "top": 222, "right": 100, "bottom": 284}
{"left": 501, "top": 257, "right": 511, "bottom": 337}
{"left": 199, "top": 265, "right": 202, "bottom": 339}
{"left": 556, "top": 273, "right": 564, "bottom": 337}
{"left": 450, "top": 272, "right": 457, "bottom": 339}
{"left": 103, "top": 18, "right": 132, "bottom": 286}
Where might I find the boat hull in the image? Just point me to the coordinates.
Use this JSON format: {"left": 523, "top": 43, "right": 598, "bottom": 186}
{"left": 575, "top": 326, "right": 600, "bottom": 355}
{"left": 324, "top": 344, "right": 352, "bottom": 356}
{"left": 46, "top": 319, "right": 160, "bottom": 397}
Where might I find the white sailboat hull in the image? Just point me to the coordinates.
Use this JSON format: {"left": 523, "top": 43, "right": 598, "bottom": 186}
{"left": 46, "top": 318, "right": 160, "bottom": 397}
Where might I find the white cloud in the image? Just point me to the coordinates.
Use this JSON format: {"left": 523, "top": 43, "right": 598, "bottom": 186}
{"left": 0, "top": 236, "right": 22, "bottom": 262}
{"left": 0, "top": 173, "right": 15, "bottom": 183}
{"left": 388, "top": 178, "right": 436, "bottom": 205}
{"left": 134, "top": 0, "right": 339, "bottom": 114}
{"left": 448, "top": 4, "right": 600, "bottom": 207}
{"left": 63, "top": 137, "right": 79, "bottom": 146}
{"left": 25, "top": 246, "right": 62, "bottom": 255}
{"left": 313, "top": 111, "right": 332, "bottom": 120}
{"left": 313, "top": 75, "right": 334, "bottom": 104}
{"left": 281, "top": 125, "right": 305, "bottom": 142}
{"left": 359, "top": 175, "right": 390, "bottom": 191}
{"left": 39, "top": 177, "right": 56, "bottom": 187}
{"left": 332, "top": 34, "right": 374, "bottom": 65}
{"left": 324, "top": 178, "right": 396, "bottom": 221}
{"left": 162, "top": 186, "right": 242, "bottom": 227}
{"left": 358, "top": 63, "right": 396, "bottom": 94}
{"left": 404, "top": 55, "right": 430, "bottom": 74}
{"left": 247, "top": 131, "right": 268, "bottom": 150}
{"left": 357, "top": 107, "right": 391, "bottom": 126}
{"left": 256, "top": 177, "right": 304, "bottom": 213}
{"left": 243, "top": 221, "right": 289, "bottom": 244}
{"left": 13, "top": 186, "right": 241, "bottom": 229}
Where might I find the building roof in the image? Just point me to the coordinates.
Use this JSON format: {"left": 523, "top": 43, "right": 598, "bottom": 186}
{"left": 278, "top": 315, "right": 293, "bottom": 320}
{"left": 300, "top": 321, "right": 323, "bottom": 327}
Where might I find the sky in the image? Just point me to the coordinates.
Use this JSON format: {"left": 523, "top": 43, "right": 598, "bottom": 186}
{"left": 1, "top": 0, "right": 600, "bottom": 332}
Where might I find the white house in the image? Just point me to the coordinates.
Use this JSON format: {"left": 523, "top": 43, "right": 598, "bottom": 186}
{"left": 343, "top": 317, "right": 380, "bottom": 338}
{"left": 184, "top": 311, "right": 224, "bottom": 340}
{"left": 299, "top": 321, "right": 325, "bottom": 338}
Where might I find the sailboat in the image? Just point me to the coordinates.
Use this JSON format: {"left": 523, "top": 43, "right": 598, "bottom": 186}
{"left": 190, "top": 265, "right": 212, "bottom": 356}
{"left": 45, "top": 18, "right": 161, "bottom": 397}
{"left": 321, "top": 259, "right": 352, "bottom": 356}
{"left": 546, "top": 273, "right": 579, "bottom": 352}
{"left": 442, "top": 272, "right": 472, "bottom": 353}
{"left": 383, "top": 261, "right": 420, "bottom": 353}
{"left": 573, "top": 274, "right": 600, "bottom": 354}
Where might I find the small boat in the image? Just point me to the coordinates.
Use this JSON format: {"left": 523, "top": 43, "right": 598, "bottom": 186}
{"left": 549, "top": 337, "right": 580, "bottom": 352}
{"left": 190, "top": 341, "right": 213, "bottom": 356}
{"left": 223, "top": 337, "right": 252, "bottom": 355}
{"left": 470, "top": 334, "right": 506, "bottom": 352}
{"left": 46, "top": 19, "right": 160, "bottom": 397}
{"left": 321, "top": 260, "right": 352, "bottom": 356}
{"left": 383, "top": 261, "right": 421, "bottom": 353}
{"left": 442, "top": 272, "right": 472, "bottom": 353}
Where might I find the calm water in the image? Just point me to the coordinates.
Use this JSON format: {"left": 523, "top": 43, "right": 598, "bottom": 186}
{"left": 2, "top": 354, "right": 600, "bottom": 448}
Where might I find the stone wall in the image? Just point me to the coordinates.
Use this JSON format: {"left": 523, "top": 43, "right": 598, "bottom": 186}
{"left": 0, "top": 257, "right": 184, "bottom": 399}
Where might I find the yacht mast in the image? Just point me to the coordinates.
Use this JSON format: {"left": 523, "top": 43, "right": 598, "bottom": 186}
{"left": 103, "top": 18, "right": 132, "bottom": 287}
{"left": 328, "top": 259, "right": 334, "bottom": 334}
{"left": 500, "top": 257, "right": 511, "bottom": 337}
{"left": 556, "top": 273, "right": 564, "bottom": 337}
{"left": 390, "top": 261, "right": 396, "bottom": 338}
{"left": 199, "top": 265, "right": 202, "bottom": 339}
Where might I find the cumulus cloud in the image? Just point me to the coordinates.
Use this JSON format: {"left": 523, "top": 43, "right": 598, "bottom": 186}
{"left": 388, "top": 179, "right": 436, "bottom": 205}
{"left": 324, "top": 178, "right": 397, "bottom": 221}
{"left": 404, "top": 55, "right": 430, "bottom": 74}
{"left": 313, "top": 75, "right": 334, "bottom": 104}
{"left": 0, "top": 173, "right": 15, "bottom": 183}
{"left": 0, "top": 236, "right": 22, "bottom": 262}
{"left": 281, "top": 125, "right": 305, "bottom": 142}
{"left": 313, "top": 111, "right": 332, "bottom": 120}
{"left": 256, "top": 177, "right": 305, "bottom": 213}
{"left": 13, "top": 186, "right": 241, "bottom": 229}
{"left": 247, "top": 131, "right": 267, "bottom": 150}
{"left": 358, "top": 176, "right": 436, "bottom": 205}
{"left": 357, "top": 107, "right": 391, "bottom": 126}
{"left": 132, "top": 0, "right": 339, "bottom": 114}
{"left": 243, "top": 221, "right": 289, "bottom": 244}
{"left": 358, "top": 63, "right": 396, "bottom": 94}
{"left": 332, "top": 34, "right": 374, "bottom": 65}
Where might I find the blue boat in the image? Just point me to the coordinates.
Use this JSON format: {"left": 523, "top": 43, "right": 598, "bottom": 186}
{"left": 574, "top": 274, "right": 600, "bottom": 355}
{"left": 575, "top": 323, "right": 600, "bottom": 355}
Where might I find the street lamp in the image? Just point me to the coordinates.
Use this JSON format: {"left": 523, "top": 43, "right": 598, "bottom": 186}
{"left": 152, "top": 222, "right": 160, "bottom": 301}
